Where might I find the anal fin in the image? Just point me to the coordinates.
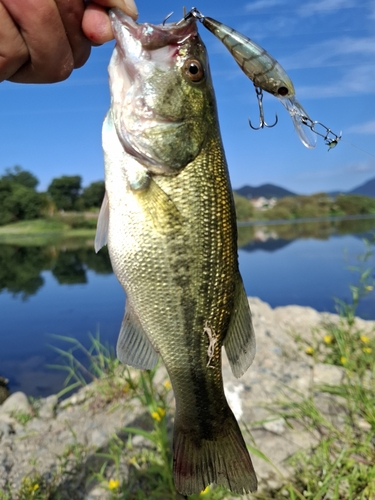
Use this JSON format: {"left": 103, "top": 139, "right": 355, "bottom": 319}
{"left": 117, "top": 302, "right": 159, "bottom": 370}
{"left": 224, "top": 274, "right": 256, "bottom": 378}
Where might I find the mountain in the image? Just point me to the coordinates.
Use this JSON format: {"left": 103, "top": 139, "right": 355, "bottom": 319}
{"left": 348, "top": 177, "right": 375, "bottom": 197}
{"left": 234, "top": 183, "right": 297, "bottom": 199}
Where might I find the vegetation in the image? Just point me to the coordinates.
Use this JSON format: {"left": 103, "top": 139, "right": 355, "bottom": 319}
{"left": 233, "top": 192, "right": 255, "bottom": 221}
{"left": 262, "top": 193, "right": 375, "bottom": 221}
{"left": 0, "top": 166, "right": 104, "bottom": 227}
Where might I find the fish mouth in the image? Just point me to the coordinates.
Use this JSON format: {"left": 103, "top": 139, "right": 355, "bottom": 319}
{"left": 110, "top": 8, "right": 197, "bottom": 51}
{"left": 108, "top": 9, "right": 202, "bottom": 174}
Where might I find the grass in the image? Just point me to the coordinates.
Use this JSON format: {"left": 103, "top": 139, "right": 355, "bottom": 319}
{"left": 0, "top": 215, "right": 97, "bottom": 245}
{"left": 7, "top": 239, "right": 375, "bottom": 500}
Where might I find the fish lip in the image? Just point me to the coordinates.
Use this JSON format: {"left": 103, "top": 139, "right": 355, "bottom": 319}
{"left": 110, "top": 8, "right": 197, "bottom": 50}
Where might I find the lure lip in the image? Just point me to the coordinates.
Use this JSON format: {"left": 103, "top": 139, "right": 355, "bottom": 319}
{"left": 279, "top": 95, "right": 317, "bottom": 149}
{"left": 110, "top": 8, "right": 198, "bottom": 51}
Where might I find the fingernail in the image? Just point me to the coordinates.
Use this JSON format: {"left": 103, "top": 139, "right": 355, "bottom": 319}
{"left": 123, "top": 0, "right": 138, "bottom": 20}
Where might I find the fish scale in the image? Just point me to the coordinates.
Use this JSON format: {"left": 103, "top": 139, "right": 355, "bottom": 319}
{"left": 96, "top": 9, "right": 257, "bottom": 495}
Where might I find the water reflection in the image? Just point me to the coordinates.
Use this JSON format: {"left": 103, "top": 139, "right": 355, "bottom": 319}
{"left": 0, "top": 242, "right": 112, "bottom": 298}
{"left": 237, "top": 217, "right": 375, "bottom": 249}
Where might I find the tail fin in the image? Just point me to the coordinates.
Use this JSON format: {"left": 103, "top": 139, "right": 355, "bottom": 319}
{"left": 173, "top": 411, "right": 257, "bottom": 496}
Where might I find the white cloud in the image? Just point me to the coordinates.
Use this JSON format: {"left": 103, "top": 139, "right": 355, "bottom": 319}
{"left": 282, "top": 36, "right": 375, "bottom": 71}
{"left": 297, "top": 0, "right": 358, "bottom": 17}
{"left": 244, "top": 0, "right": 287, "bottom": 12}
{"left": 344, "top": 161, "right": 375, "bottom": 172}
{"left": 347, "top": 120, "right": 375, "bottom": 134}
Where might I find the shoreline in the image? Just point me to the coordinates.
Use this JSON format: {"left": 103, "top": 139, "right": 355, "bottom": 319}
{"left": 1, "top": 297, "right": 374, "bottom": 498}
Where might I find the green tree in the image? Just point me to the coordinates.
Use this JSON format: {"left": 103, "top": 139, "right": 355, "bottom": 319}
{"left": 47, "top": 175, "right": 82, "bottom": 211}
{"left": 335, "top": 194, "right": 375, "bottom": 215}
{"left": 233, "top": 192, "right": 254, "bottom": 221}
{"left": 2, "top": 165, "right": 39, "bottom": 189}
{"left": 79, "top": 181, "right": 105, "bottom": 209}
{"left": 0, "top": 180, "right": 47, "bottom": 225}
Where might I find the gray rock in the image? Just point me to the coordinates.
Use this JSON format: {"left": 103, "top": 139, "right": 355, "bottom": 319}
{"left": 38, "top": 395, "right": 58, "bottom": 419}
{"left": 313, "top": 363, "right": 344, "bottom": 386}
{"left": 0, "top": 391, "right": 31, "bottom": 418}
{"left": 263, "top": 417, "right": 287, "bottom": 435}
{"left": 0, "top": 420, "right": 12, "bottom": 439}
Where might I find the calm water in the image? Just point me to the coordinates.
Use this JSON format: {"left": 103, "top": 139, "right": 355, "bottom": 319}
{"left": 1, "top": 219, "right": 374, "bottom": 397}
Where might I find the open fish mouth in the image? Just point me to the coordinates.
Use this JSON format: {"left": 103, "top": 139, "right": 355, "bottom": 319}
{"left": 107, "top": 9, "right": 207, "bottom": 174}
{"left": 110, "top": 8, "right": 198, "bottom": 52}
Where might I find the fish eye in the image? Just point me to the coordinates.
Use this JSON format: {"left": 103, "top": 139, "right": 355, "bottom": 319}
{"left": 277, "top": 86, "right": 289, "bottom": 96}
{"left": 184, "top": 59, "right": 205, "bottom": 83}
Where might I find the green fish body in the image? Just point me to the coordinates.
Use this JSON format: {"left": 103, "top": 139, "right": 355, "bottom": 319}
{"left": 96, "top": 9, "right": 257, "bottom": 495}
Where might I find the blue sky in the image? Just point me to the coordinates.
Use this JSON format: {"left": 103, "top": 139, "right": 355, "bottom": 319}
{"left": 1, "top": 0, "right": 375, "bottom": 194}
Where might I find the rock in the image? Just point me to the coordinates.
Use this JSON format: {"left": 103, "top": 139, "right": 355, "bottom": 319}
{"left": 313, "top": 362, "right": 344, "bottom": 386}
{"left": 38, "top": 394, "right": 58, "bottom": 419}
{"left": 263, "top": 417, "right": 287, "bottom": 435}
{"left": 0, "top": 420, "right": 12, "bottom": 439}
{"left": 0, "top": 392, "right": 31, "bottom": 419}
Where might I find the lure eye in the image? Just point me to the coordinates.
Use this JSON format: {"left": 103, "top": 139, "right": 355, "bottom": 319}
{"left": 277, "top": 86, "right": 289, "bottom": 96}
{"left": 184, "top": 59, "right": 205, "bottom": 83}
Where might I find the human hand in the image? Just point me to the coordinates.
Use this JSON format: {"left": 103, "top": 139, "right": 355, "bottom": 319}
{"left": 0, "top": 0, "right": 138, "bottom": 84}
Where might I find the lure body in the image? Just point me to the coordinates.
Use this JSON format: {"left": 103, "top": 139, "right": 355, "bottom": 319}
{"left": 202, "top": 16, "right": 317, "bottom": 148}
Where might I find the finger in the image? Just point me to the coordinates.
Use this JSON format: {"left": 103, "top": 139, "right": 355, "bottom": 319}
{"left": 0, "top": 2, "right": 29, "bottom": 82}
{"left": 93, "top": 0, "right": 138, "bottom": 20}
{"left": 82, "top": 4, "right": 113, "bottom": 45}
{"left": 55, "top": 0, "right": 91, "bottom": 69}
{"left": 82, "top": 0, "right": 138, "bottom": 45}
{"left": 3, "top": 0, "right": 74, "bottom": 83}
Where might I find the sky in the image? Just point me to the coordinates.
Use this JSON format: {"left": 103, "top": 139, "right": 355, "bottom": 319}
{"left": 1, "top": 0, "right": 375, "bottom": 194}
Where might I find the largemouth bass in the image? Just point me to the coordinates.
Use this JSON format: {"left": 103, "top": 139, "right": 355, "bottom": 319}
{"left": 95, "top": 8, "right": 257, "bottom": 495}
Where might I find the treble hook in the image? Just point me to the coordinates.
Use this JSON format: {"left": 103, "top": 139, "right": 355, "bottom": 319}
{"left": 162, "top": 11, "right": 174, "bottom": 25}
{"left": 249, "top": 86, "right": 278, "bottom": 130}
{"left": 300, "top": 116, "right": 342, "bottom": 150}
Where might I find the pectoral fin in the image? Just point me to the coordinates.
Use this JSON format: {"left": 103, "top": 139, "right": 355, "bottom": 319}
{"left": 137, "top": 178, "right": 182, "bottom": 234}
{"left": 117, "top": 302, "right": 159, "bottom": 369}
{"left": 224, "top": 275, "right": 256, "bottom": 378}
{"left": 94, "top": 191, "right": 109, "bottom": 253}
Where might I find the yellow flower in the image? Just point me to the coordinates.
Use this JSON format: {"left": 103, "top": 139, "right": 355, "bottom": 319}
{"left": 341, "top": 356, "right": 347, "bottom": 365}
{"left": 305, "top": 346, "right": 314, "bottom": 355}
{"left": 363, "top": 347, "right": 372, "bottom": 354}
{"left": 151, "top": 411, "right": 161, "bottom": 422}
{"left": 200, "top": 485, "right": 210, "bottom": 496}
{"left": 323, "top": 335, "right": 333, "bottom": 344}
{"left": 32, "top": 484, "right": 39, "bottom": 492}
{"left": 163, "top": 380, "right": 172, "bottom": 390}
{"left": 360, "top": 335, "right": 371, "bottom": 343}
{"left": 151, "top": 407, "right": 165, "bottom": 422}
{"left": 108, "top": 479, "right": 120, "bottom": 490}
{"left": 365, "top": 285, "right": 373, "bottom": 291}
{"left": 157, "top": 407, "right": 166, "bottom": 418}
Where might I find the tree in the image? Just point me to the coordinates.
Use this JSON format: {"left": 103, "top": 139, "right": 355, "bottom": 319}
{"left": 79, "top": 181, "right": 105, "bottom": 209}
{"left": 2, "top": 165, "right": 39, "bottom": 189}
{"left": 0, "top": 179, "right": 47, "bottom": 225}
{"left": 47, "top": 175, "right": 82, "bottom": 211}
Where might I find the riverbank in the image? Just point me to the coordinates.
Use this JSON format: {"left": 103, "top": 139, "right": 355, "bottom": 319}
{"left": 1, "top": 298, "right": 374, "bottom": 499}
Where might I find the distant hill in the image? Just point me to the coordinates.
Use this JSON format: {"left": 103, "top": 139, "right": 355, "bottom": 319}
{"left": 234, "top": 183, "right": 297, "bottom": 199}
{"left": 348, "top": 177, "right": 375, "bottom": 197}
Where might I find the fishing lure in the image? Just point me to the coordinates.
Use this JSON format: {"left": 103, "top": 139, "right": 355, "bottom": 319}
{"left": 182, "top": 8, "right": 341, "bottom": 150}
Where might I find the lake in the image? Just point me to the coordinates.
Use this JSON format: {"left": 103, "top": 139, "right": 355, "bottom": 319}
{"left": 1, "top": 218, "right": 374, "bottom": 398}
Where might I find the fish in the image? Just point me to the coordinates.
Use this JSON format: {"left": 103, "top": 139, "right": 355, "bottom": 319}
{"left": 199, "top": 15, "right": 317, "bottom": 148}
{"left": 95, "top": 8, "right": 257, "bottom": 496}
